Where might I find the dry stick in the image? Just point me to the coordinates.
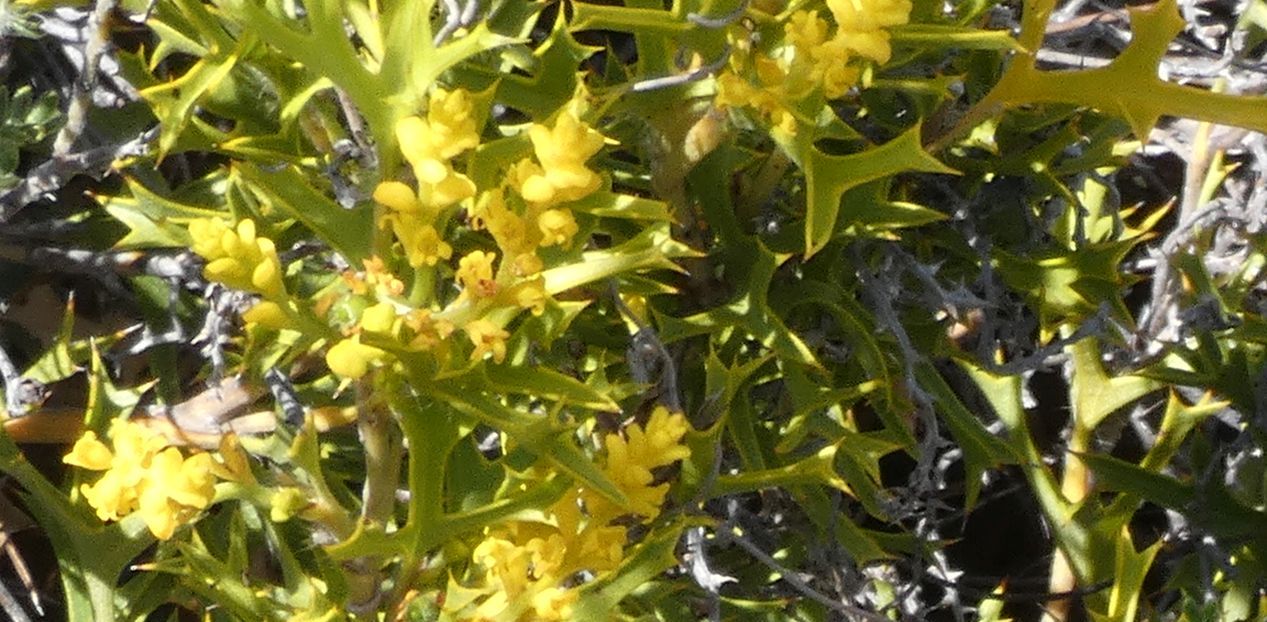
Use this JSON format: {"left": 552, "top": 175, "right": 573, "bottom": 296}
{"left": 0, "top": 126, "right": 158, "bottom": 222}
{"left": 0, "top": 497, "right": 42, "bottom": 618}
{"left": 433, "top": 0, "right": 478, "bottom": 46}
{"left": 630, "top": 45, "right": 731, "bottom": 93}
{"left": 52, "top": 0, "right": 118, "bottom": 157}
{"left": 0, "top": 344, "right": 25, "bottom": 418}
{"left": 715, "top": 525, "right": 891, "bottom": 622}
{"left": 0, "top": 577, "right": 31, "bottom": 622}
{"left": 0, "top": 533, "right": 41, "bottom": 616}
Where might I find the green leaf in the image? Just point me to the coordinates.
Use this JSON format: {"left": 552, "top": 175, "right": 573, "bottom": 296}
{"left": 916, "top": 363, "right": 1014, "bottom": 508}
{"left": 428, "top": 386, "right": 629, "bottom": 508}
{"left": 479, "top": 364, "right": 619, "bottom": 411}
{"left": 980, "top": 0, "right": 1267, "bottom": 140}
{"left": 540, "top": 222, "right": 698, "bottom": 295}
{"left": 141, "top": 34, "right": 252, "bottom": 159}
{"left": 482, "top": 12, "right": 598, "bottom": 118}
{"left": 234, "top": 163, "right": 373, "bottom": 263}
{"left": 105, "top": 203, "right": 189, "bottom": 248}
{"left": 1068, "top": 338, "right": 1160, "bottom": 431}
{"left": 1083, "top": 452, "right": 1267, "bottom": 544}
{"left": 890, "top": 23, "right": 1026, "bottom": 51}
{"left": 1101, "top": 525, "right": 1161, "bottom": 622}
{"left": 801, "top": 126, "right": 955, "bottom": 257}
{"left": 569, "top": 190, "right": 673, "bottom": 222}
{"left": 23, "top": 296, "right": 82, "bottom": 385}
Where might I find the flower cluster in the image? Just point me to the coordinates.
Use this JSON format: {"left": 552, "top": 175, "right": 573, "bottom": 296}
{"left": 451, "top": 407, "right": 691, "bottom": 620}
{"left": 509, "top": 110, "right": 605, "bottom": 209}
{"left": 376, "top": 88, "right": 480, "bottom": 268}
{"left": 584, "top": 407, "right": 693, "bottom": 524}
{"left": 188, "top": 218, "right": 286, "bottom": 299}
{"left": 325, "top": 296, "right": 455, "bottom": 379}
{"left": 715, "top": 0, "right": 912, "bottom": 131}
{"left": 64, "top": 420, "right": 222, "bottom": 540}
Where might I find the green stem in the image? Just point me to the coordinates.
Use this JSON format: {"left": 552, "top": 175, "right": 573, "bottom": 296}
{"left": 357, "top": 381, "right": 400, "bottom": 527}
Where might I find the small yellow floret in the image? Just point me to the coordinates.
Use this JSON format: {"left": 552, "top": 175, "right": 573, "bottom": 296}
{"left": 536, "top": 209, "right": 579, "bottom": 248}
{"left": 242, "top": 300, "right": 288, "bottom": 330}
{"left": 326, "top": 337, "right": 387, "bottom": 379}
{"left": 465, "top": 319, "right": 509, "bottom": 363}
{"left": 359, "top": 301, "right": 398, "bottom": 335}
{"left": 456, "top": 250, "right": 498, "bottom": 299}
{"left": 510, "top": 111, "right": 606, "bottom": 207}
{"left": 64, "top": 420, "right": 219, "bottom": 540}
{"left": 826, "top": 0, "right": 912, "bottom": 31}
{"left": 188, "top": 218, "right": 287, "bottom": 299}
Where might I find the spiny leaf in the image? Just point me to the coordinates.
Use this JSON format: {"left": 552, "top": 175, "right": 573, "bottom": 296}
{"left": 1068, "top": 338, "right": 1160, "bottom": 431}
{"left": 985, "top": 0, "right": 1267, "bottom": 139}
{"left": 478, "top": 365, "right": 619, "bottom": 411}
{"left": 141, "top": 34, "right": 252, "bottom": 159}
{"left": 1102, "top": 525, "right": 1162, "bottom": 621}
{"left": 917, "top": 363, "right": 1014, "bottom": 509}
{"left": 540, "top": 223, "right": 698, "bottom": 295}
{"left": 802, "top": 126, "right": 955, "bottom": 257}
{"left": 234, "top": 163, "right": 373, "bottom": 263}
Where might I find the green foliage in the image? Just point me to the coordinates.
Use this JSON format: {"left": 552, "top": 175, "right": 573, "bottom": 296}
{"left": 0, "top": 84, "right": 61, "bottom": 189}
{"left": 3, "top": 0, "right": 1267, "bottom": 620}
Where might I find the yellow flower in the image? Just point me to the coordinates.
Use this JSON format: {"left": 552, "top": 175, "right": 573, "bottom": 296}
{"left": 456, "top": 250, "right": 498, "bottom": 299}
{"left": 188, "top": 218, "right": 287, "bottom": 299}
{"left": 714, "top": 63, "right": 795, "bottom": 128}
{"left": 472, "top": 190, "right": 535, "bottom": 257}
{"left": 507, "top": 158, "right": 554, "bottom": 206}
{"left": 138, "top": 449, "right": 216, "bottom": 539}
{"left": 242, "top": 300, "right": 289, "bottom": 330}
{"left": 466, "top": 319, "right": 509, "bottom": 363}
{"left": 530, "top": 110, "right": 604, "bottom": 176}
{"left": 510, "top": 111, "right": 605, "bottom": 207}
{"left": 64, "top": 431, "right": 113, "bottom": 470}
{"left": 536, "top": 209, "right": 579, "bottom": 248}
{"left": 364, "top": 257, "right": 405, "bottom": 296}
{"left": 838, "top": 28, "right": 893, "bottom": 63}
{"left": 826, "top": 0, "right": 912, "bottom": 32}
{"left": 817, "top": 43, "right": 862, "bottom": 97}
{"left": 597, "top": 407, "right": 691, "bottom": 520}
{"left": 418, "top": 88, "right": 480, "bottom": 161}
{"left": 394, "top": 88, "right": 480, "bottom": 211}
{"left": 80, "top": 469, "right": 139, "bottom": 522}
{"left": 571, "top": 524, "right": 626, "bottom": 572}
{"left": 64, "top": 420, "right": 220, "bottom": 539}
{"left": 785, "top": 10, "right": 831, "bottom": 51}
{"left": 326, "top": 337, "right": 387, "bottom": 379}
{"left": 211, "top": 433, "right": 254, "bottom": 484}
{"left": 380, "top": 213, "right": 453, "bottom": 268}
{"left": 715, "top": 71, "right": 759, "bottom": 109}
{"left": 524, "top": 533, "right": 568, "bottom": 578}
{"left": 513, "top": 252, "right": 544, "bottom": 277}
{"left": 150, "top": 449, "right": 216, "bottom": 509}
{"left": 402, "top": 309, "right": 452, "bottom": 351}
{"left": 269, "top": 487, "right": 311, "bottom": 523}
{"left": 372, "top": 180, "right": 422, "bottom": 213}
{"left": 631, "top": 407, "right": 693, "bottom": 465}
{"left": 359, "top": 301, "right": 398, "bottom": 335}
{"left": 512, "top": 279, "right": 548, "bottom": 316}
{"left": 473, "top": 536, "right": 532, "bottom": 597}
{"left": 531, "top": 587, "right": 577, "bottom": 621}
{"left": 420, "top": 165, "right": 477, "bottom": 210}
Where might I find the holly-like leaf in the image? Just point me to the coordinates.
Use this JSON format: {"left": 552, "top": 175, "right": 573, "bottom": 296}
{"left": 798, "top": 126, "right": 954, "bottom": 257}
{"left": 234, "top": 163, "right": 373, "bottom": 263}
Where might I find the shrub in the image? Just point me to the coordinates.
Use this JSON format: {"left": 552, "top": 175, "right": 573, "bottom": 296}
{"left": 2, "top": 0, "right": 1267, "bottom": 620}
